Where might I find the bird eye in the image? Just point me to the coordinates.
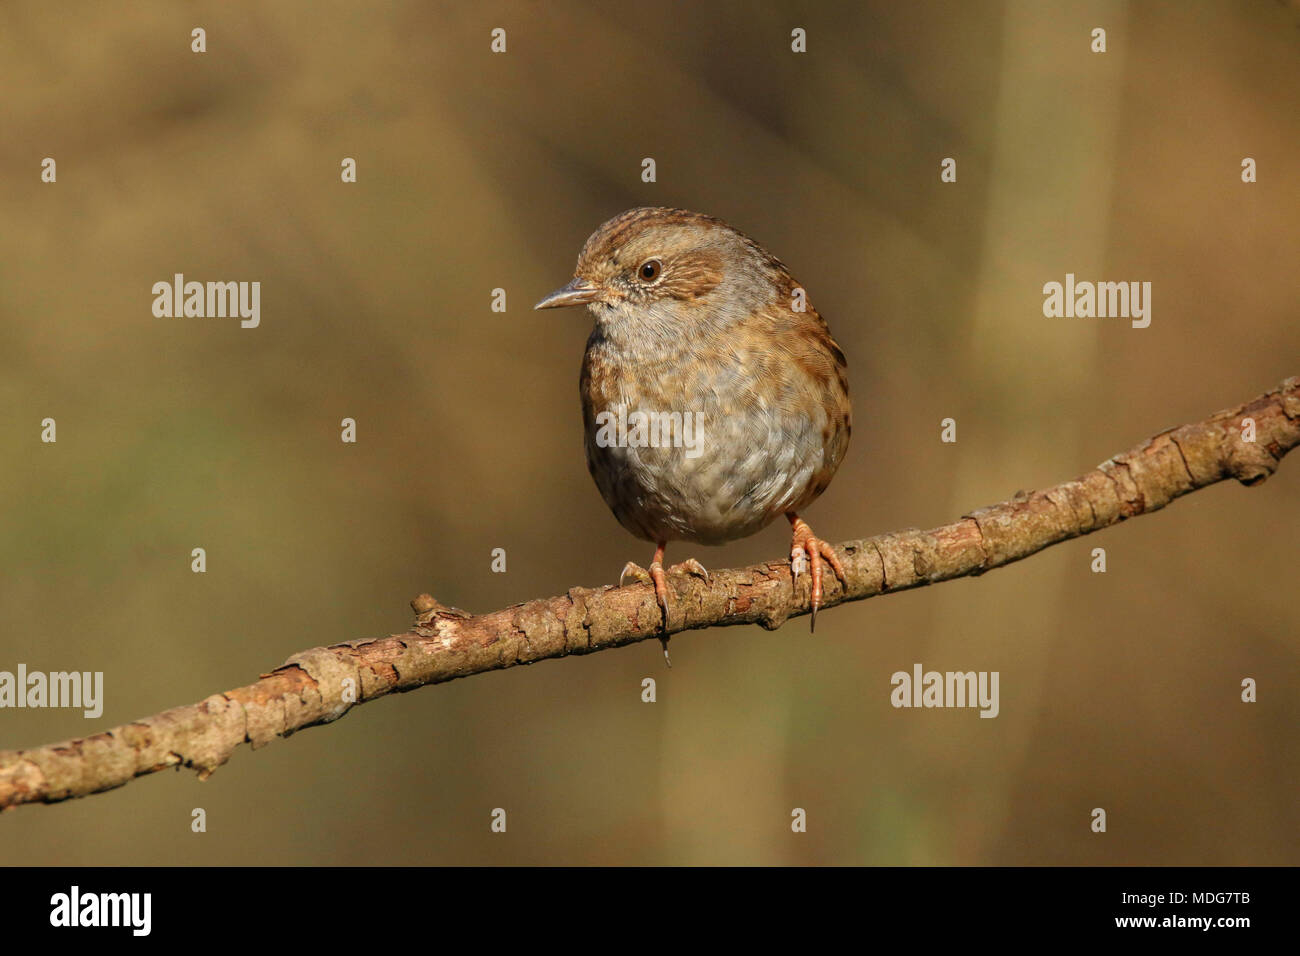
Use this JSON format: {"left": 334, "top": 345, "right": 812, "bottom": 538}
{"left": 638, "top": 259, "right": 662, "bottom": 282}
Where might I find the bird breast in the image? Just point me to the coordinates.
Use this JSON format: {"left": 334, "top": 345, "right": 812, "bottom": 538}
{"left": 579, "top": 319, "right": 850, "bottom": 545}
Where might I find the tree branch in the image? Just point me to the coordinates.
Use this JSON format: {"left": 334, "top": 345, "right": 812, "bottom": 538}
{"left": 2, "top": 377, "right": 1297, "bottom": 810}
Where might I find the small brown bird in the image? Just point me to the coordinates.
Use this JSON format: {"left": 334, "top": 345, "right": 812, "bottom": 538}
{"left": 535, "top": 207, "right": 851, "bottom": 639}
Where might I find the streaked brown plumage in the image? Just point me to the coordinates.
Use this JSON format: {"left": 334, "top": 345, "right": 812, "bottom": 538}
{"left": 536, "top": 207, "right": 850, "bottom": 641}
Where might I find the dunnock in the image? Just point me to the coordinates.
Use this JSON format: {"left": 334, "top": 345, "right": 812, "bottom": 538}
{"left": 535, "top": 207, "right": 851, "bottom": 640}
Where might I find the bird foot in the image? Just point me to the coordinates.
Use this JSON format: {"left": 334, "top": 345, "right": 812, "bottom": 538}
{"left": 621, "top": 558, "right": 710, "bottom": 588}
{"left": 788, "top": 515, "right": 847, "bottom": 633}
{"left": 619, "top": 550, "right": 710, "bottom": 666}
{"left": 618, "top": 554, "right": 673, "bottom": 658}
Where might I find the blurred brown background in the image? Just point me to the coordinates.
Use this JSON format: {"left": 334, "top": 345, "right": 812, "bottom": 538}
{"left": 1, "top": 0, "right": 1296, "bottom": 865}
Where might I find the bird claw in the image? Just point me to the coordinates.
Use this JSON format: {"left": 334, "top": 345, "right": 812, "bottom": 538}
{"left": 620, "top": 557, "right": 708, "bottom": 600}
{"left": 789, "top": 548, "right": 810, "bottom": 578}
{"left": 620, "top": 561, "right": 654, "bottom": 587}
{"left": 670, "top": 558, "right": 710, "bottom": 584}
{"left": 788, "top": 516, "right": 847, "bottom": 633}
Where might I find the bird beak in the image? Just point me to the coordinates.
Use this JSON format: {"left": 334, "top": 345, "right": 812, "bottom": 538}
{"left": 534, "top": 276, "right": 603, "bottom": 310}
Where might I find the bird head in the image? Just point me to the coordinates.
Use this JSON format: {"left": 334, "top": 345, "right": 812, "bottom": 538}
{"left": 534, "top": 207, "right": 790, "bottom": 342}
